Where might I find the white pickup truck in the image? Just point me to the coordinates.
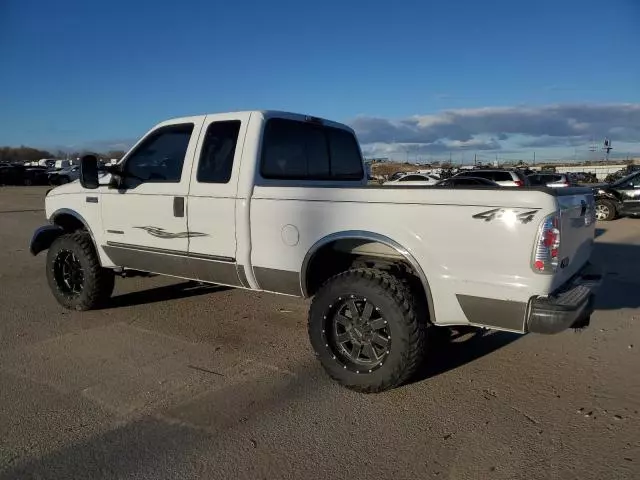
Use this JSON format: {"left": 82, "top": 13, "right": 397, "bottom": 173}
{"left": 30, "top": 111, "right": 601, "bottom": 392}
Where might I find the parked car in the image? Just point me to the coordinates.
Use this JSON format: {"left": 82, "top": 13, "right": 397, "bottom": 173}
{"left": 30, "top": 110, "right": 600, "bottom": 393}
{"left": 383, "top": 173, "right": 440, "bottom": 186}
{"left": 454, "top": 169, "right": 529, "bottom": 187}
{"left": 0, "top": 165, "right": 22, "bottom": 185}
{"left": 23, "top": 166, "right": 51, "bottom": 185}
{"left": 435, "top": 177, "right": 500, "bottom": 187}
{"left": 527, "top": 173, "right": 572, "bottom": 188}
{"left": 48, "top": 165, "right": 80, "bottom": 185}
{"left": 593, "top": 171, "right": 640, "bottom": 221}
{"left": 0, "top": 164, "right": 44, "bottom": 185}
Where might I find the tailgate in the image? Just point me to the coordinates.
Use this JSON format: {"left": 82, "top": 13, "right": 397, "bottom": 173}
{"left": 553, "top": 188, "right": 597, "bottom": 290}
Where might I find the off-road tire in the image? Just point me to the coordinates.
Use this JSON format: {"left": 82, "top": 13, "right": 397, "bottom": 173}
{"left": 309, "top": 268, "right": 428, "bottom": 393}
{"left": 46, "top": 232, "right": 115, "bottom": 310}
{"left": 595, "top": 199, "right": 617, "bottom": 221}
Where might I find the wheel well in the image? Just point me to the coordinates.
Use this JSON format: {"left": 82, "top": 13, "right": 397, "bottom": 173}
{"left": 53, "top": 213, "right": 86, "bottom": 232}
{"left": 304, "top": 239, "right": 431, "bottom": 319}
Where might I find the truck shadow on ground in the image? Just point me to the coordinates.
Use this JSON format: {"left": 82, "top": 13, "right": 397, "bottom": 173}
{"left": 590, "top": 241, "right": 640, "bottom": 310}
{"left": 409, "top": 327, "right": 521, "bottom": 385}
{"left": 104, "top": 281, "right": 230, "bottom": 309}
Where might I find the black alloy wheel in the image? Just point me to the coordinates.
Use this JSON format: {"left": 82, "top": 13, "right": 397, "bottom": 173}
{"left": 327, "top": 295, "right": 391, "bottom": 373}
{"left": 53, "top": 249, "right": 85, "bottom": 296}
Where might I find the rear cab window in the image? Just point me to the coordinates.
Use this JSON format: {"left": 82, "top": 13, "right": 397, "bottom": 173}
{"left": 260, "top": 118, "right": 363, "bottom": 181}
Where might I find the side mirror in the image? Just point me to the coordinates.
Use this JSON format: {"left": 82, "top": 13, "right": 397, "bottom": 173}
{"left": 80, "top": 154, "right": 99, "bottom": 189}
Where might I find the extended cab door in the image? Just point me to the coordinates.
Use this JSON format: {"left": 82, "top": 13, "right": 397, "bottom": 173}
{"left": 186, "top": 112, "right": 251, "bottom": 286}
{"left": 100, "top": 117, "right": 205, "bottom": 277}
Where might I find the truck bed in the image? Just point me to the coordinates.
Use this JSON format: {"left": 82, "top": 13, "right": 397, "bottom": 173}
{"left": 249, "top": 184, "right": 596, "bottom": 330}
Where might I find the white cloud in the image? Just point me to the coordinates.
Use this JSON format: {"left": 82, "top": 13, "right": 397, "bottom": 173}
{"left": 350, "top": 103, "right": 640, "bottom": 160}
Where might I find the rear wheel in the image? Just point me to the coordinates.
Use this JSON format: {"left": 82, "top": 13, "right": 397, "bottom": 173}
{"left": 46, "top": 232, "right": 115, "bottom": 310}
{"left": 595, "top": 199, "right": 617, "bottom": 221}
{"left": 308, "top": 268, "right": 427, "bottom": 393}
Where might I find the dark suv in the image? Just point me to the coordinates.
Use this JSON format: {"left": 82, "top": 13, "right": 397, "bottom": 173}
{"left": 593, "top": 171, "right": 640, "bottom": 221}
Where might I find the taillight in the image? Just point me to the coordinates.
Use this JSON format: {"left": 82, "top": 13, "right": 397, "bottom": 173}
{"left": 515, "top": 180, "right": 524, "bottom": 187}
{"left": 532, "top": 213, "right": 561, "bottom": 273}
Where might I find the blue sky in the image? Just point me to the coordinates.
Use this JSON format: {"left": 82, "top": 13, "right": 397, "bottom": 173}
{"left": 1, "top": 0, "right": 639, "bottom": 161}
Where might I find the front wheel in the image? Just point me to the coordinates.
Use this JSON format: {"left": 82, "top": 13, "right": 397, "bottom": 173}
{"left": 308, "top": 268, "right": 427, "bottom": 393}
{"left": 46, "top": 232, "right": 115, "bottom": 310}
{"left": 595, "top": 199, "right": 617, "bottom": 221}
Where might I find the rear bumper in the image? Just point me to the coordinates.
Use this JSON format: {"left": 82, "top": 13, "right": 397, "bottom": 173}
{"left": 526, "top": 263, "right": 602, "bottom": 334}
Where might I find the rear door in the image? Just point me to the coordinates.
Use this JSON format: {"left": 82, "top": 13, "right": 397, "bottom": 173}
{"left": 186, "top": 112, "right": 251, "bottom": 286}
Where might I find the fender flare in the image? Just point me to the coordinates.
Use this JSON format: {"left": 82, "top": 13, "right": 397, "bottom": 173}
{"left": 31, "top": 208, "right": 100, "bottom": 257}
{"left": 300, "top": 230, "right": 436, "bottom": 322}
{"left": 30, "top": 225, "right": 64, "bottom": 255}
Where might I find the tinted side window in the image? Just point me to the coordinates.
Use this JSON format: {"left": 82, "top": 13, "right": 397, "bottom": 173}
{"left": 457, "top": 178, "right": 483, "bottom": 185}
{"left": 197, "top": 121, "right": 241, "bottom": 184}
{"left": 327, "top": 127, "right": 363, "bottom": 179}
{"left": 261, "top": 119, "right": 329, "bottom": 179}
{"left": 528, "top": 175, "right": 541, "bottom": 185}
{"left": 469, "top": 171, "right": 492, "bottom": 180}
{"left": 260, "top": 119, "right": 363, "bottom": 180}
{"left": 125, "top": 124, "right": 193, "bottom": 183}
{"left": 493, "top": 172, "right": 513, "bottom": 181}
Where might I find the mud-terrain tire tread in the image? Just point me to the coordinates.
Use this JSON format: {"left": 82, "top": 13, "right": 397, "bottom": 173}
{"left": 308, "top": 268, "right": 427, "bottom": 393}
{"left": 46, "top": 232, "right": 114, "bottom": 310}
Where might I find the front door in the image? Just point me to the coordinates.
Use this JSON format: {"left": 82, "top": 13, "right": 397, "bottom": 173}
{"left": 100, "top": 118, "right": 205, "bottom": 278}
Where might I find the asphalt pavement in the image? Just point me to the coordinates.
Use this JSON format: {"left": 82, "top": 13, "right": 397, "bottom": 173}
{"left": 0, "top": 186, "right": 638, "bottom": 479}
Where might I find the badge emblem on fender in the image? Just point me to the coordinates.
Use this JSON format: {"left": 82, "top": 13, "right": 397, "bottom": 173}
{"left": 472, "top": 208, "right": 538, "bottom": 224}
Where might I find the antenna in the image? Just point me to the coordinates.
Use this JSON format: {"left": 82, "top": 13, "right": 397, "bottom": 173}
{"left": 604, "top": 137, "right": 613, "bottom": 162}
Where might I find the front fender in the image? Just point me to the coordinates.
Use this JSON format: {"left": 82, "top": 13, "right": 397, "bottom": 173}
{"left": 595, "top": 191, "right": 621, "bottom": 204}
{"left": 30, "top": 225, "right": 64, "bottom": 256}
